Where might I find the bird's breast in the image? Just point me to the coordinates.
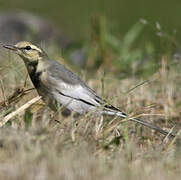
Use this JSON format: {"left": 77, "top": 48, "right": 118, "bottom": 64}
{"left": 29, "top": 70, "right": 42, "bottom": 88}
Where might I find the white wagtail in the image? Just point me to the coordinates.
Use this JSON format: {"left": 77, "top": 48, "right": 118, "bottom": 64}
{"left": 2, "top": 41, "right": 172, "bottom": 136}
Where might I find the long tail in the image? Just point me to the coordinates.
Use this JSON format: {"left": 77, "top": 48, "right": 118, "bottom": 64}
{"left": 103, "top": 110, "right": 175, "bottom": 137}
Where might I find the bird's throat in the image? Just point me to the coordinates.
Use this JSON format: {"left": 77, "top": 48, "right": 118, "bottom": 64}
{"left": 25, "top": 60, "right": 42, "bottom": 88}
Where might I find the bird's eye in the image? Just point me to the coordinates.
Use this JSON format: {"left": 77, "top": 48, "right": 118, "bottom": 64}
{"left": 24, "top": 46, "right": 32, "bottom": 50}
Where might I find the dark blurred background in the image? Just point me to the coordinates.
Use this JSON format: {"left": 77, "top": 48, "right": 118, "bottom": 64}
{"left": 0, "top": 0, "right": 180, "bottom": 40}
{"left": 0, "top": 0, "right": 180, "bottom": 75}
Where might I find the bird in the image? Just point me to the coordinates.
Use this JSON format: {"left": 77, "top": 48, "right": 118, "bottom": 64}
{"left": 2, "top": 41, "right": 173, "bottom": 137}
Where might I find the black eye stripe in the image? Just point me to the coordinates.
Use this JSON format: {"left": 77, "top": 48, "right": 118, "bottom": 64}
{"left": 22, "top": 46, "right": 32, "bottom": 50}
{"left": 19, "top": 47, "right": 36, "bottom": 51}
{"left": 19, "top": 46, "right": 41, "bottom": 53}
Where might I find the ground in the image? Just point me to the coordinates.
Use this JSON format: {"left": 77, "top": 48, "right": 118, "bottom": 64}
{"left": 0, "top": 39, "right": 181, "bottom": 179}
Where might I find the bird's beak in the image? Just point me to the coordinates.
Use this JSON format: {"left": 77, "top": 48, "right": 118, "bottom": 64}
{"left": 3, "top": 45, "right": 18, "bottom": 51}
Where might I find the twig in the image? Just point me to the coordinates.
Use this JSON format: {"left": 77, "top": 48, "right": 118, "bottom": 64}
{"left": 0, "top": 87, "right": 35, "bottom": 108}
{"left": 125, "top": 79, "right": 151, "bottom": 94}
{"left": 0, "top": 79, "right": 8, "bottom": 107}
{"left": 0, "top": 96, "right": 42, "bottom": 127}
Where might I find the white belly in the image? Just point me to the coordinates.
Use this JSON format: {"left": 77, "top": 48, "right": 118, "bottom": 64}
{"left": 52, "top": 91, "right": 97, "bottom": 114}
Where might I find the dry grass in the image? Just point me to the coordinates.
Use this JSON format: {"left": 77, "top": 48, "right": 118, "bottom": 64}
{"left": 0, "top": 49, "right": 181, "bottom": 180}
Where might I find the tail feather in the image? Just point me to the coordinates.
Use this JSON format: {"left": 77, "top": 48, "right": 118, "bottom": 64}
{"left": 103, "top": 110, "right": 175, "bottom": 137}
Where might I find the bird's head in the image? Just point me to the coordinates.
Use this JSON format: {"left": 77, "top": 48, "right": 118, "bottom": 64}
{"left": 3, "top": 41, "right": 48, "bottom": 62}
